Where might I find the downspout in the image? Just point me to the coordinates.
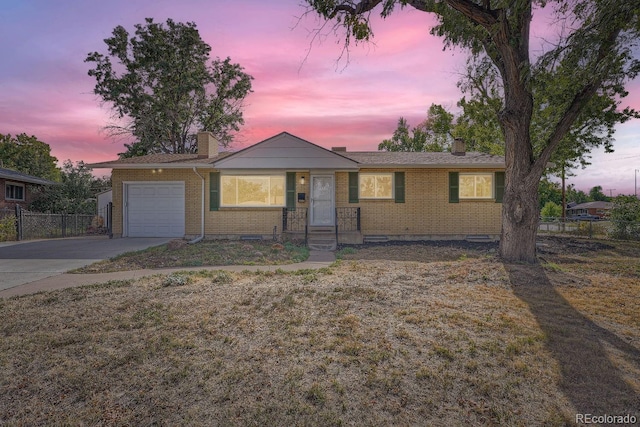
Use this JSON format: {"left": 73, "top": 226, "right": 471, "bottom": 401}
{"left": 189, "top": 167, "right": 205, "bottom": 244}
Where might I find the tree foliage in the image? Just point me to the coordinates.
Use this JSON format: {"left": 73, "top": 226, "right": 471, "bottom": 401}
{"left": 0, "top": 133, "right": 60, "bottom": 181}
{"left": 609, "top": 195, "right": 640, "bottom": 240}
{"left": 86, "top": 18, "right": 253, "bottom": 157}
{"left": 379, "top": 104, "right": 454, "bottom": 152}
{"left": 30, "top": 161, "right": 109, "bottom": 215}
{"left": 303, "top": 0, "right": 640, "bottom": 262}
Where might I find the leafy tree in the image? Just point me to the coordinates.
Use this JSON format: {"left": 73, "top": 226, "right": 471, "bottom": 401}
{"left": 0, "top": 133, "right": 60, "bottom": 181}
{"left": 86, "top": 18, "right": 253, "bottom": 157}
{"left": 303, "top": 0, "right": 640, "bottom": 262}
{"left": 379, "top": 104, "right": 454, "bottom": 151}
{"left": 608, "top": 195, "right": 640, "bottom": 240}
{"left": 588, "top": 185, "right": 610, "bottom": 201}
{"left": 566, "top": 185, "right": 590, "bottom": 205}
{"left": 538, "top": 178, "right": 562, "bottom": 210}
{"left": 540, "top": 201, "right": 562, "bottom": 220}
{"left": 30, "top": 161, "right": 100, "bottom": 214}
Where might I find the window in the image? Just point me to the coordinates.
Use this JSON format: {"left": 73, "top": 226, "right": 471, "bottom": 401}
{"left": 459, "top": 173, "right": 493, "bottom": 199}
{"left": 5, "top": 183, "right": 25, "bottom": 201}
{"left": 221, "top": 175, "right": 285, "bottom": 207}
{"left": 359, "top": 173, "right": 393, "bottom": 199}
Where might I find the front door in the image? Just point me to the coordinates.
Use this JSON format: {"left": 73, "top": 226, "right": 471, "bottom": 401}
{"left": 310, "top": 175, "right": 334, "bottom": 226}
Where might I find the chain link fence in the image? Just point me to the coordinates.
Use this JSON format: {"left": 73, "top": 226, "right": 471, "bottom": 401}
{"left": 0, "top": 204, "right": 112, "bottom": 241}
{"left": 538, "top": 218, "right": 640, "bottom": 241}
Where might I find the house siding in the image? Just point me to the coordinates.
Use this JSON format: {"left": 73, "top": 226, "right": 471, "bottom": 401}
{"left": 111, "top": 169, "right": 203, "bottom": 237}
{"left": 112, "top": 168, "right": 501, "bottom": 240}
{"left": 336, "top": 168, "right": 502, "bottom": 238}
{"left": 203, "top": 171, "right": 309, "bottom": 237}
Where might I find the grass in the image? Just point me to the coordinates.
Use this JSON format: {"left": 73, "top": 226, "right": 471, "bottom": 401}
{"left": 1, "top": 237, "right": 639, "bottom": 425}
{"left": 74, "top": 239, "right": 310, "bottom": 273}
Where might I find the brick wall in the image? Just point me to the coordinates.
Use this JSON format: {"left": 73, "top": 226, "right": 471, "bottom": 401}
{"left": 113, "top": 168, "right": 502, "bottom": 239}
{"left": 336, "top": 168, "right": 502, "bottom": 237}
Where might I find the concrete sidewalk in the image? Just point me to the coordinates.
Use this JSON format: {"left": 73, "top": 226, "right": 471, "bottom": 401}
{"left": 0, "top": 250, "right": 336, "bottom": 298}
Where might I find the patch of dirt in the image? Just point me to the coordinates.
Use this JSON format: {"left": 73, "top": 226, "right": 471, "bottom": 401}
{"left": 535, "top": 235, "right": 614, "bottom": 255}
{"left": 338, "top": 240, "right": 498, "bottom": 263}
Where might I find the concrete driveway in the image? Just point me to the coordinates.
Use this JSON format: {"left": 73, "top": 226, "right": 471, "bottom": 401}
{"left": 0, "top": 237, "right": 171, "bottom": 292}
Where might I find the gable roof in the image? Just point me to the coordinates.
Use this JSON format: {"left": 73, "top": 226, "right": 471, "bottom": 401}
{"left": 0, "top": 168, "right": 58, "bottom": 185}
{"left": 86, "top": 132, "right": 505, "bottom": 170}
{"left": 213, "top": 132, "right": 359, "bottom": 170}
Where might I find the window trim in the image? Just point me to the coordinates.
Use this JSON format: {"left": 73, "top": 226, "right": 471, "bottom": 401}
{"left": 5, "top": 182, "right": 25, "bottom": 201}
{"left": 458, "top": 173, "right": 494, "bottom": 200}
{"left": 359, "top": 172, "right": 394, "bottom": 200}
{"left": 220, "top": 174, "right": 286, "bottom": 208}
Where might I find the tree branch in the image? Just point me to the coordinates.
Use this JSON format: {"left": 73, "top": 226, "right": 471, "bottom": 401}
{"left": 532, "top": 26, "right": 622, "bottom": 178}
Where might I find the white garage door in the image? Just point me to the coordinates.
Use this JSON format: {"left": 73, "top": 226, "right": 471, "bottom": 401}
{"left": 126, "top": 183, "right": 185, "bottom": 237}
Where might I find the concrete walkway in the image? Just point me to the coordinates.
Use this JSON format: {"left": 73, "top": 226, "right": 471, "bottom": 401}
{"left": 0, "top": 250, "right": 336, "bottom": 298}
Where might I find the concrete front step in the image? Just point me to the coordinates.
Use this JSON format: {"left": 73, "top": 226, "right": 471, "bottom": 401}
{"left": 308, "top": 232, "right": 337, "bottom": 251}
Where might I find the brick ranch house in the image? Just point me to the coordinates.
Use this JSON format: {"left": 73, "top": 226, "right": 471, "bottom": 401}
{"left": 0, "top": 167, "right": 57, "bottom": 210}
{"left": 90, "top": 132, "right": 505, "bottom": 249}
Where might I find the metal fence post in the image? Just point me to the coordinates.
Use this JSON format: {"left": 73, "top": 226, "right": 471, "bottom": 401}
{"left": 14, "top": 205, "right": 22, "bottom": 241}
{"left": 108, "top": 202, "right": 113, "bottom": 239}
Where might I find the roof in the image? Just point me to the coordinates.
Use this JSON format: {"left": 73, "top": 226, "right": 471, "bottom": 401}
{"left": 213, "top": 132, "right": 359, "bottom": 170}
{"left": 89, "top": 152, "right": 232, "bottom": 169}
{"left": 567, "top": 201, "right": 613, "bottom": 210}
{"left": 87, "top": 132, "right": 505, "bottom": 169}
{"left": 0, "top": 168, "right": 58, "bottom": 185}
{"left": 341, "top": 151, "right": 504, "bottom": 168}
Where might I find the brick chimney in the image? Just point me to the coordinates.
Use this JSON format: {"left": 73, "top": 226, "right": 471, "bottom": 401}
{"left": 197, "top": 131, "right": 219, "bottom": 158}
{"left": 452, "top": 138, "right": 466, "bottom": 156}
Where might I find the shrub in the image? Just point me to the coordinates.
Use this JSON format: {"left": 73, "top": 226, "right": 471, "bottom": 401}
{"left": 540, "top": 201, "right": 562, "bottom": 221}
{"left": 608, "top": 195, "right": 640, "bottom": 240}
{"left": 0, "top": 216, "right": 16, "bottom": 241}
{"left": 162, "top": 273, "right": 192, "bottom": 287}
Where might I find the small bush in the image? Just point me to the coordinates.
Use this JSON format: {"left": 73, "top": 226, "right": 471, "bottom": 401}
{"left": 336, "top": 247, "right": 357, "bottom": 259}
{"left": 162, "top": 274, "right": 192, "bottom": 287}
{"left": 210, "top": 270, "right": 233, "bottom": 285}
{"left": 0, "top": 215, "right": 16, "bottom": 241}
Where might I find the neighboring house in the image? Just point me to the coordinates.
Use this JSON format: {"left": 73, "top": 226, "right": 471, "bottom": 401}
{"left": 0, "top": 167, "right": 57, "bottom": 210}
{"left": 90, "top": 132, "right": 506, "bottom": 248}
{"left": 566, "top": 201, "right": 613, "bottom": 219}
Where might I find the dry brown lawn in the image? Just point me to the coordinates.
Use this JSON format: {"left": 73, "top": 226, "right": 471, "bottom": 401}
{"left": 1, "top": 236, "right": 638, "bottom": 426}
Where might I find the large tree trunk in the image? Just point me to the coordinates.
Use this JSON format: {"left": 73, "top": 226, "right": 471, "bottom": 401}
{"left": 499, "top": 171, "right": 540, "bottom": 263}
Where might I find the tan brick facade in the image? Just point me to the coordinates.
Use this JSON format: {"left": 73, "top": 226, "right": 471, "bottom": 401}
{"left": 113, "top": 168, "right": 502, "bottom": 240}
{"left": 336, "top": 168, "right": 502, "bottom": 239}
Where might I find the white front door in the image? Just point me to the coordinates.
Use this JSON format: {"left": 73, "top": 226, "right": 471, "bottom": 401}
{"left": 310, "top": 175, "right": 334, "bottom": 226}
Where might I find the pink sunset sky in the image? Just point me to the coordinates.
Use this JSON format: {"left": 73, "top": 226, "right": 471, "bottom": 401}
{"left": 1, "top": 0, "right": 639, "bottom": 195}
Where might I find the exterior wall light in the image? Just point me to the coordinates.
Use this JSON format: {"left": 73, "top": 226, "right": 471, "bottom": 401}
{"left": 300, "top": 176, "right": 305, "bottom": 185}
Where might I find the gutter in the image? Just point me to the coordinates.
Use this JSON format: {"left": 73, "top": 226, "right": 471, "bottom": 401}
{"left": 189, "top": 167, "right": 205, "bottom": 244}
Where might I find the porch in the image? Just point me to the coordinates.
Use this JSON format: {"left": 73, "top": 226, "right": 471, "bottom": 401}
{"left": 282, "top": 207, "right": 362, "bottom": 250}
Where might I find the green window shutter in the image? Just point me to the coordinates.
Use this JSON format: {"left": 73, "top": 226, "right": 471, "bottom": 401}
{"left": 394, "top": 172, "right": 405, "bottom": 203}
{"left": 209, "top": 172, "right": 220, "bottom": 211}
{"left": 286, "top": 172, "right": 296, "bottom": 210}
{"left": 495, "top": 171, "right": 505, "bottom": 203}
{"left": 348, "top": 172, "right": 359, "bottom": 203}
{"left": 449, "top": 172, "right": 459, "bottom": 203}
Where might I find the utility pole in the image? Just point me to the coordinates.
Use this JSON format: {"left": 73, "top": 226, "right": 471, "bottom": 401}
{"left": 606, "top": 189, "right": 616, "bottom": 198}
{"left": 636, "top": 169, "right": 639, "bottom": 198}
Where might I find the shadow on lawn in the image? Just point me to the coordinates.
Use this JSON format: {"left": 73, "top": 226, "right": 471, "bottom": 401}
{"left": 505, "top": 263, "right": 640, "bottom": 418}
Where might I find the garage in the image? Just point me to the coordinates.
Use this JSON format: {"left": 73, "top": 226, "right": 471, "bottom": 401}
{"left": 125, "top": 182, "right": 185, "bottom": 237}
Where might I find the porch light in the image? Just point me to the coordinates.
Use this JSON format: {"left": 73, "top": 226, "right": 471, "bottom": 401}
{"left": 300, "top": 176, "right": 305, "bottom": 185}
